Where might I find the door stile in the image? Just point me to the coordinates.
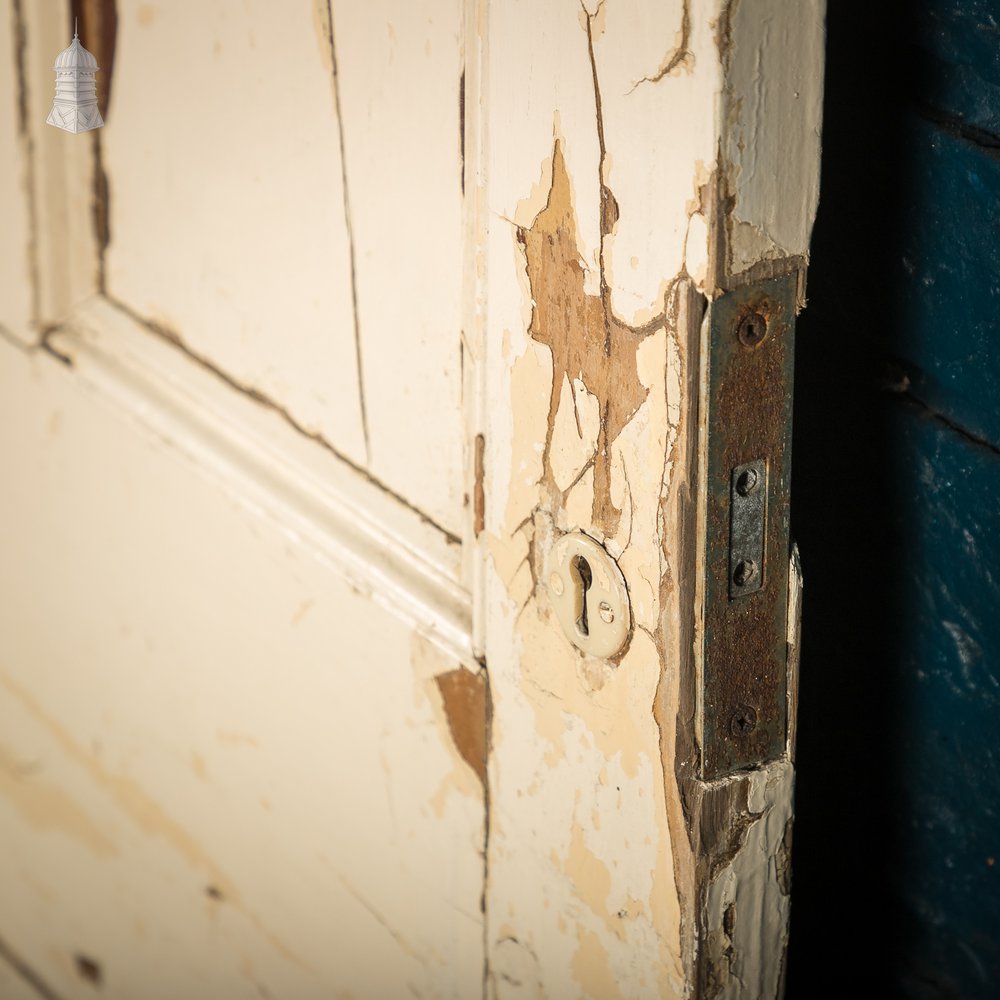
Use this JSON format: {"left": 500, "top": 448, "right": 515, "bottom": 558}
{"left": 475, "top": 1, "right": 823, "bottom": 996}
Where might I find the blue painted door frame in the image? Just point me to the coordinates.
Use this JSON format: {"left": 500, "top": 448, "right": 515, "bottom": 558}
{"left": 789, "top": 2, "right": 1000, "bottom": 997}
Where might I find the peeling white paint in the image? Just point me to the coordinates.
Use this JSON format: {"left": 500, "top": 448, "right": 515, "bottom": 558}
{"left": 703, "top": 762, "right": 795, "bottom": 1000}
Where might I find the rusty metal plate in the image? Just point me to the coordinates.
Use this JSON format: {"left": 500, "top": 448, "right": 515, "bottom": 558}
{"left": 701, "top": 274, "right": 797, "bottom": 779}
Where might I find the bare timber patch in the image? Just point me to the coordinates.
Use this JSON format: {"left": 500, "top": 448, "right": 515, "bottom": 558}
{"left": 518, "top": 140, "right": 666, "bottom": 539}
{"left": 435, "top": 667, "right": 487, "bottom": 788}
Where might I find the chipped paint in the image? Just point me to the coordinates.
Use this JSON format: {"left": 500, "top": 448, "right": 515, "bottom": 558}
{"left": 718, "top": 0, "right": 824, "bottom": 281}
{"left": 434, "top": 666, "right": 488, "bottom": 788}
{"left": 699, "top": 761, "right": 795, "bottom": 998}
{"left": 474, "top": 432, "right": 486, "bottom": 536}
{"left": 72, "top": 0, "right": 117, "bottom": 290}
{"left": 488, "top": 109, "right": 690, "bottom": 992}
{"left": 2, "top": 0, "right": 824, "bottom": 993}
{"left": 628, "top": 0, "right": 693, "bottom": 91}
{"left": 519, "top": 139, "right": 668, "bottom": 541}
{"left": 409, "top": 632, "right": 488, "bottom": 822}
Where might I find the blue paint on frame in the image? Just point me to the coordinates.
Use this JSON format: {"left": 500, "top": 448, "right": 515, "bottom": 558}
{"left": 788, "top": 1, "right": 1000, "bottom": 996}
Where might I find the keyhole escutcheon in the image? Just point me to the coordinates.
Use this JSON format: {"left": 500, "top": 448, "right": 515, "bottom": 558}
{"left": 546, "top": 532, "right": 631, "bottom": 659}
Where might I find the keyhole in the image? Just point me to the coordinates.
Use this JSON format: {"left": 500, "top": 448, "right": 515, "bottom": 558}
{"left": 572, "top": 555, "right": 593, "bottom": 637}
{"left": 737, "top": 309, "right": 768, "bottom": 348}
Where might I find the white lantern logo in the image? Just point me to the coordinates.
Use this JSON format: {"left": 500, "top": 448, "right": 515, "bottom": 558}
{"left": 46, "top": 20, "right": 104, "bottom": 134}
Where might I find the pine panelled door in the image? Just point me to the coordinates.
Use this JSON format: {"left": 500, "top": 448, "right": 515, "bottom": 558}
{"left": 0, "top": 2, "right": 824, "bottom": 997}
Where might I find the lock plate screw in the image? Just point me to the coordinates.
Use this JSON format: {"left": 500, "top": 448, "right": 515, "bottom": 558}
{"left": 729, "top": 705, "right": 759, "bottom": 738}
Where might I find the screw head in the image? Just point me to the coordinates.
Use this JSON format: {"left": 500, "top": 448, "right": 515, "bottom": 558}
{"left": 735, "top": 467, "right": 759, "bottom": 496}
{"left": 732, "top": 559, "right": 758, "bottom": 587}
{"left": 598, "top": 601, "right": 615, "bottom": 624}
{"left": 730, "top": 704, "right": 759, "bottom": 738}
{"left": 549, "top": 572, "right": 564, "bottom": 597}
{"left": 737, "top": 310, "right": 768, "bottom": 348}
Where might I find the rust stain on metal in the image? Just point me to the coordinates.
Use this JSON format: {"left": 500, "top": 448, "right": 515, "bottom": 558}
{"left": 701, "top": 273, "right": 797, "bottom": 778}
{"left": 435, "top": 668, "right": 487, "bottom": 788}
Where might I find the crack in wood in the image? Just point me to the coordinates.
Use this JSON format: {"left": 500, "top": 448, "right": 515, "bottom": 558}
{"left": 101, "top": 294, "right": 461, "bottom": 544}
{"left": 72, "top": 1, "right": 117, "bottom": 293}
{"left": 515, "top": 7, "right": 678, "bottom": 539}
{"left": 11, "top": 0, "right": 41, "bottom": 328}
{"left": 627, "top": 0, "right": 692, "bottom": 93}
{"left": 894, "top": 386, "right": 1000, "bottom": 458}
{"left": 917, "top": 102, "right": 1000, "bottom": 158}
{"left": 0, "top": 935, "right": 66, "bottom": 1000}
{"left": 323, "top": 0, "right": 370, "bottom": 465}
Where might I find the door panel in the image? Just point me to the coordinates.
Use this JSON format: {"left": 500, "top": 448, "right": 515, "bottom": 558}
{"left": 0, "top": 335, "right": 484, "bottom": 1000}
{"left": 102, "top": 0, "right": 466, "bottom": 534}
{"left": 104, "top": 0, "right": 369, "bottom": 464}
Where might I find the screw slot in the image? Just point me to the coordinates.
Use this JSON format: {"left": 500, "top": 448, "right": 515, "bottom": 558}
{"left": 729, "top": 705, "right": 759, "bottom": 738}
{"left": 737, "top": 310, "right": 768, "bottom": 348}
{"left": 735, "top": 467, "right": 759, "bottom": 496}
{"left": 732, "top": 559, "right": 758, "bottom": 587}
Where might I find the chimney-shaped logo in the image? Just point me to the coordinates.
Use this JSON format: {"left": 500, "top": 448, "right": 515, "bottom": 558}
{"left": 47, "top": 20, "right": 104, "bottom": 133}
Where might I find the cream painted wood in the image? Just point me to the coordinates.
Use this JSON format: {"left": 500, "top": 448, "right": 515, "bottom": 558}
{"left": 101, "top": 0, "right": 466, "bottom": 536}
{"left": 0, "top": 334, "right": 484, "bottom": 1000}
{"left": 57, "top": 296, "right": 467, "bottom": 649}
{"left": 102, "top": 0, "right": 368, "bottom": 467}
{"left": 0, "top": 0, "right": 33, "bottom": 343}
{"left": 0, "top": 951, "right": 47, "bottom": 1000}
{"left": 0, "top": 0, "right": 823, "bottom": 996}
{"left": 334, "top": 0, "right": 466, "bottom": 537}
{"left": 477, "top": 1, "right": 822, "bottom": 996}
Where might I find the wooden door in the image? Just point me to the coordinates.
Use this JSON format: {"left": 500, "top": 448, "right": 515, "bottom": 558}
{"left": 0, "top": 2, "right": 824, "bottom": 997}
